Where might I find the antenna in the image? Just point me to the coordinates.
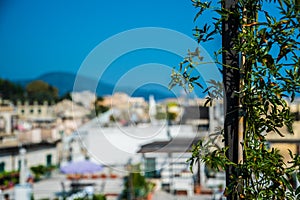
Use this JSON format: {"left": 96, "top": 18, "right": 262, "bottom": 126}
{"left": 166, "top": 105, "right": 172, "bottom": 140}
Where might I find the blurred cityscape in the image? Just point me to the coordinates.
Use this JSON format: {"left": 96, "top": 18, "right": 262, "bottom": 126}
{"left": 0, "top": 81, "right": 300, "bottom": 199}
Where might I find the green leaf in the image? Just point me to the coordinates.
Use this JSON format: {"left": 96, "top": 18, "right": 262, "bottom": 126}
{"left": 280, "top": 176, "right": 293, "bottom": 191}
{"left": 189, "top": 76, "right": 200, "bottom": 82}
{"left": 194, "top": 82, "right": 204, "bottom": 89}
{"left": 296, "top": 186, "right": 300, "bottom": 195}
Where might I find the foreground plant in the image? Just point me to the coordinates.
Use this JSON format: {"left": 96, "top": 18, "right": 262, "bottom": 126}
{"left": 170, "top": 0, "right": 300, "bottom": 199}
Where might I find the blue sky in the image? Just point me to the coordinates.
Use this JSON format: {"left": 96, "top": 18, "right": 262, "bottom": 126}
{"left": 1, "top": 1, "right": 291, "bottom": 99}
{"left": 0, "top": 0, "right": 209, "bottom": 82}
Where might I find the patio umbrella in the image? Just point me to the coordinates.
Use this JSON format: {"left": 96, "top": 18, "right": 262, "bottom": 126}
{"left": 60, "top": 160, "right": 103, "bottom": 174}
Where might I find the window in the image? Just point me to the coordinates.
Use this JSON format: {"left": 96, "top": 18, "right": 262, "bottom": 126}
{"left": 18, "top": 159, "right": 27, "bottom": 171}
{"left": 46, "top": 154, "right": 52, "bottom": 167}
{"left": 0, "top": 117, "right": 5, "bottom": 132}
{"left": 145, "top": 158, "right": 156, "bottom": 178}
{"left": 0, "top": 162, "right": 5, "bottom": 173}
{"left": 198, "top": 124, "right": 209, "bottom": 131}
{"left": 18, "top": 160, "right": 21, "bottom": 171}
{"left": 293, "top": 112, "right": 300, "bottom": 121}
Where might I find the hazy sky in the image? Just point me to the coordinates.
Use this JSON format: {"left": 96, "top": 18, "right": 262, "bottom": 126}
{"left": 0, "top": 1, "right": 209, "bottom": 80}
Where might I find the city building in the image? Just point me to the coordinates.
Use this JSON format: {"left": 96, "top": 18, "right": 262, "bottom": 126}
{"left": 266, "top": 99, "right": 300, "bottom": 165}
{"left": 71, "top": 90, "right": 96, "bottom": 109}
{"left": 137, "top": 138, "right": 201, "bottom": 196}
{"left": 0, "top": 99, "right": 17, "bottom": 138}
{"left": 16, "top": 101, "right": 55, "bottom": 123}
{"left": 0, "top": 141, "right": 59, "bottom": 172}
{"left": 97, "top": 92, "right": 149, "bottom": 124}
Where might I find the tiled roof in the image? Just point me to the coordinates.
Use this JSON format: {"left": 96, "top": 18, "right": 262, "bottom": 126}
{"left": 137, "top": 137, "right": 201, "bottom": 153}
{"left": 181, "top": 106, "right": 209, "bottom": 123}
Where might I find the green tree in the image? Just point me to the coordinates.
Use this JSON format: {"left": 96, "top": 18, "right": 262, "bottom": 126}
{"left": 0, "top": 78, "right": 24, "bottom": 101}
{"left": 59, "top": 92, "right": 72, "bottom": 101}
{"left": 170, "top": 0, "right": 299, "bottom": 199}
{"left": 155, "top": 104, "right": 178, "bottom": 121}
{"left": 26, "top": 80, "right": 59, "bottom": 103}
{"left": 94, "top": 96, "right": 109, "bottom": 116}
{"left": 121, "top": 164, "right": 154, "bottom": 200}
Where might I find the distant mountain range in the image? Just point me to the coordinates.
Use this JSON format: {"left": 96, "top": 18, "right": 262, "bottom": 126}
{"left": 15, "top": 72, "right": 177, "bottom": 100}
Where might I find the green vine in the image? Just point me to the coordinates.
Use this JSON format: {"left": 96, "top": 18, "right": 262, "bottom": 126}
{"left": 170, "top": 0, "right": 300, "bottom": 199}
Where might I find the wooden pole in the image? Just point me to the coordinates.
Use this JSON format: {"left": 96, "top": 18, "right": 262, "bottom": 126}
{"left": 222, "top": 0, "right": 240, "bottom": 199}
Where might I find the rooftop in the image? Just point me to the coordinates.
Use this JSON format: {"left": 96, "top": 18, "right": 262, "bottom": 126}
{"left": 137, "top": 137, "right": 201, "bottom": 153}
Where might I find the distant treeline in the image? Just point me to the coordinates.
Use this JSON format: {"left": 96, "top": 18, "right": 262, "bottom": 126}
{"left": 0, "top": 78, "right": 24, "bottom": 102}
{"left": 0, "top": 78, "right": 71, "bottom": 104}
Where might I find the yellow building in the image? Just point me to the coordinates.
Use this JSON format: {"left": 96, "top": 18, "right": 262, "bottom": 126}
{"left": 266, "top": 99, "right": 300, "bottom": 165}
